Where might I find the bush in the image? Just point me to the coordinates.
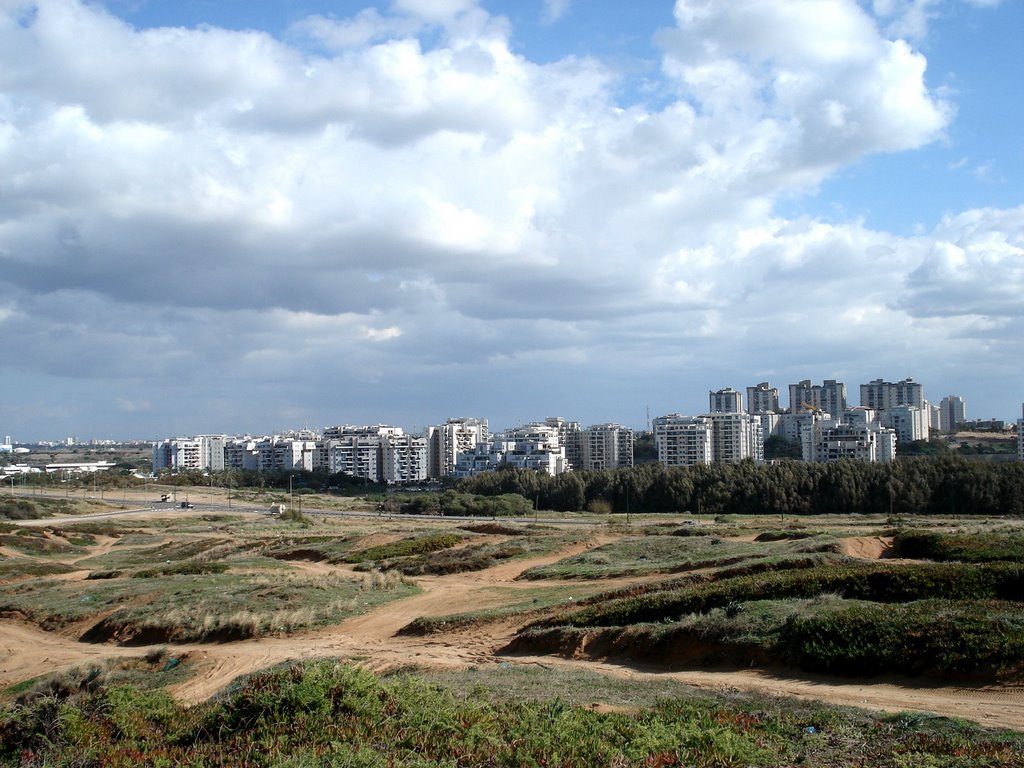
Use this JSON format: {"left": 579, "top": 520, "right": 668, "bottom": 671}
{"left": 531, "top": 561, "right": 1024, "bottom": 629}
{"left": 893, "top": 531, "right": 1024, "bottom": 563}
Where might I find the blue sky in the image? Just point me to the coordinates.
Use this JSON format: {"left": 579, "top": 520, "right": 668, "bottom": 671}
{"left": 0, "top": 0, "right": 1021, "bottom": 441}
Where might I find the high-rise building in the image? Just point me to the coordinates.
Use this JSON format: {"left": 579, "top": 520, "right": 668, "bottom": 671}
{"left": 880, "top": 405, "right": 930, "bottom": 444}
{"left": 325, "top": 425, "right": 404, "bottom": 482}
{"left": 545, "top": 417, "right": 583, "bottom": 470}
{"left": 579, "top": 423, "right": 634, "bottom": 470}
{"left": 381, "top": 435, "right": 429, "bottom": 484}
{"left": 939, "top": 395, "right": 967, "bottom": 432}
{"left": 788, "top": 379, "right": 846, "bottom": 415}
{"left": 807, "top": 421, "right": 896, "bottom": 463}
{"left": 426, "top": 418, "right": 489, "bottom": 478}
{"left": 860, "top": 378, "right": 925, "bottom": 411}
{"left": 746, "top": 382, "right": 780, "bottom": 414}
{"left": 709, "top": 387, "right": 743, "bottom": 414}
{"left": 653, "top": 415, "right": 713, "bottom": 467}
{"left": 706, "top": 412, "right": 763, "bottom": 463}
{"left": 653, "top": 412, "right": 761, "bottom": 466}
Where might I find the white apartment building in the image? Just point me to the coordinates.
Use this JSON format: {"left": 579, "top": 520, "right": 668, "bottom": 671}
{"left": 758, "top": 412, "right": 783, "bottom": 439}
{"left": 381, "top": 435, "right": 429, "bottom": 484}
{"left": 653, "top": 415, "right": 713, "bottom": 467}
{"left": 880, "top": 405, "right": 930, "bottom": 444}
{"left": 807, "top": 420, "right": 896, "bottom": 463}
{"left": 500, "top": 423, "right": 569, "bottom": 475}
{"left": 746, "top": 382, "right": 780, "bottom": 415}
{"left": 427, "top": 418, "right": 489, "bottom": 478}
{"left": 152, "top": 436, "right": 207, "bottom": 471}
{"left": 709, "top": 388, "right": 743, "bottom": 414}
{"left": 325, "top": 425, "right": 405, "bottom": 483}
{"left": 707, "top": 412, "right": 763, "bottom": 463}
{"left": 789, "top": 379, "right": 847, "bottom": 416}
{"left": 329, "top": 436, "right": 382, "bottom": 482}
{"left": 455, "top": 423, "right": 569, "bottom": 476}
{"left": 781, "top": 410, "right": 829, "bottom": 445}
{"left": 252, "top": 437, "right": 319, "bottom": 472}
{"left": 860, "top": 378, "right": 925, "bottom": 411}
{"left": 545, "top": 417, "right": 583, "bottom": 470}
{"left": 939, "top": 395, "right": 967, "bottom": 432}
{"left": 224, "top": 439, "right": 259, "bottom": 470}
{"left": 579, "top": 423, "right": 634, "bottom": 470}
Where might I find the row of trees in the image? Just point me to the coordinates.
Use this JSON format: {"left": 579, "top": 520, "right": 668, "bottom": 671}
{"left": 455, "top": 456, "right": 1024, "bottom": 517}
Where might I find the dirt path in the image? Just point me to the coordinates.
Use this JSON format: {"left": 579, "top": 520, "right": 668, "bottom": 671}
{"left": 1, "top": 532, "right": 1022, "bottom": 731}
{"left": 841, "top": 536, "right": 894, "bottom": 559}
{"left": 516, "top": 657, "right": 1024, "bottom": 732}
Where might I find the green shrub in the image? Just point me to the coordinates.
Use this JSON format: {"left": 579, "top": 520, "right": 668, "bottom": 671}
{"left": 532, "top": 561, "right": 1024, "bottom": 629}
{"left": 344, "top": 533, "right": 462, "bottom": 564}
{"left": 780, "top": 600, "right": 1024, "bottom": 677}
{"left": 893, "top": 531, "right": 1024, "bottom": 563}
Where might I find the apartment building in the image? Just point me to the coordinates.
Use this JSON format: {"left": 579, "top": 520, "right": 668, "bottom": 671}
{"left": 746, "top": 382, "right": 780, "bottom": 415}
{"left": 938, "top": 395, "right": 967, "bottom": 432}
{"left": 788, "top": 379, "right": 846, "bottom": 416}
{"left": 652, "top": 415, "right": 713, "bottom": 466}
{"left": 579, "top": 423, "right": 634, "bottom": 470}
{"left": 707, "top": 412, "right": 764, "bottom": 464}
{"left": 152, "top": 435, "right": 227, "bottom": 472}
{"left": 860, "top": 378, "right": 925, "bottom": 411}
{"left": 455, "top": 423, "right": 569, "bottom": 476}
{"left": 709, "top": 387, "right": 743, "bottom": 414}
{"left": 880, "top": 405, "right": 930, "bottom": 444}
{"left": 807, "top": 421, "right": 897, "bottom": 463}
{"left": 381, "top": 435, "right": 429, "bottom": 484}
{"left": 545, "top": 417, "right": 583, "bottom": 470}
{"left": 427, "top": 417, "right": 488, "bottom": 478}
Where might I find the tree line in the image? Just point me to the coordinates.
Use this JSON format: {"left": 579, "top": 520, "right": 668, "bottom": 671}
{"left": 454, "top": 456, "right": 1024, "bottom": 517}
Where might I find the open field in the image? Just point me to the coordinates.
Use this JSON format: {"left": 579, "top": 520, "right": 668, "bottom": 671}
{"left": 1, "top": 492, "right": 1023, "bottom": 764}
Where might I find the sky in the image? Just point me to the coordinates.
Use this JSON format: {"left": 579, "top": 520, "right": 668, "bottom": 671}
{"left": 0, "top": 0, "right": 1022, "bottom": 441}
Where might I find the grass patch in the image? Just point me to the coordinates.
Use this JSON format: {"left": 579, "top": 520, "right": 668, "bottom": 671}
{"left": 893, "top": 530, "right": 1024, "bottom": 563}
{"left": 344, "top": 532, "right": 463, "bottom": 565}
{"left": 0, "top": 529, "right": 79, "bottom": 557}
{"left": 0, "top": 561, "right": 77, "bottom": 579}
{"left": 519, "top": 534, "right": 785, "bottom": 580}
{"left": 2, "top": 661, "right": 1022, "bottom": 767}
{"left": 78, "top": 570, "right": 418, "bottom": 645}
{"left": 531, "top": 560, "right": 1024, "bottom": 630}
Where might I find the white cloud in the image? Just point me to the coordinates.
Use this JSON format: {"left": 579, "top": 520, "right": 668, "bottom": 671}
{"left": 542, "top": 0, "right": 571, "bottom": 24}
{"left": 0, "top": 0, "right": 1018, "bottom": 435}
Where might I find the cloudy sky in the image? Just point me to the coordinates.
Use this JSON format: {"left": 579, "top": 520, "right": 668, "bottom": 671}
{"left": 1, "top": 0, "right": 1021, "bottom": 441}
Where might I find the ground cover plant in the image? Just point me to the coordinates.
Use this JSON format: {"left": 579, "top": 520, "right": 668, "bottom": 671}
{"left": 519, "top": 532, "right": 837, "bottom": 580}
{"left": 510, "top": 558, "right": 1024, "bottom": 681}
{"left": 3, "top": 661, "right": 1023, "bottom": 767}
{"left": 0, "top": 562, "right": 417, "bottom": 643}
{"left": 892, "top": 530, "right": 1024, "bottom": 562}
{"left": 374, "top": 526, "right": 588, "bottom": 576}
{"left": 344, "top": 531, "right": 465, "bottom": 566}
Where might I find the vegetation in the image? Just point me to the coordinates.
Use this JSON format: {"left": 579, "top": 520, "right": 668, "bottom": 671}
{"left": 394, "top": 490, "right": 536, "bottom": 517}
{"left": 455, "top": 456, "right": 1024, "bottom": 516}
{"left": 4, "top": 661, "right": 1023, "bottom": 767}
{"left": 892, "top": 530, "right": 1024, "bottom": 563}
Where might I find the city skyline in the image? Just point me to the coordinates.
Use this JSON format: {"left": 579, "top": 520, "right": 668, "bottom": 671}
{"left": 1, "top": 0, "right": 1022, "bottom": 440}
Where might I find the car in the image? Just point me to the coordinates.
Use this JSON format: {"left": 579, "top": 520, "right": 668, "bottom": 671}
{"left": 180, "top": 501, "right": 194, "bottom": 509}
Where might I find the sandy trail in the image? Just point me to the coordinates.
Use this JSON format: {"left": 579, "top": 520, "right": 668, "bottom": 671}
{"left": 1, "top": 531, "right": 1022, "bottom": 731}
{"left": 841, "top": 536, "right": 894, "bottom": 559}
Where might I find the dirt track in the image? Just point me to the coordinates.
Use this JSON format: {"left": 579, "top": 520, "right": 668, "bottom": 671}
{"left": 1, "top": 527, "right": 1022, "bottom": 731}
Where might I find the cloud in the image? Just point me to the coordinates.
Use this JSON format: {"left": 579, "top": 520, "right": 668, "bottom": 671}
{"left": 0, "top": 0, "right": 1018, "bottom": 436}
{"left": 542, "top": 0, "right": 571, "bottom": 24}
